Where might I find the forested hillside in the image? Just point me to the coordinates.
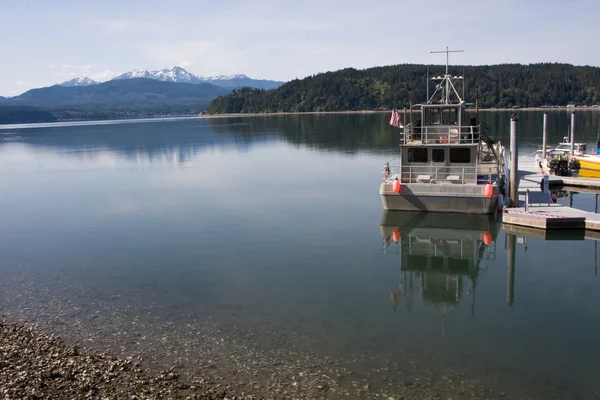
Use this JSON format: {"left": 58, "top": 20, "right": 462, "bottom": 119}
{"left": 0, "top": 106, "right": 57, "bottom": 124}
{"left": 206, "top": 63, "right": 600, "bottom": 113}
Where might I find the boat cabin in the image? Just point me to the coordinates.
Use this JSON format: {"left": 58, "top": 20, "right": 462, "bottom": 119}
{"left": 549, "top": 142, "right": 586, "bottom": 156}
{"left": 399, "top": 103, "right": 484, "bottom": 185}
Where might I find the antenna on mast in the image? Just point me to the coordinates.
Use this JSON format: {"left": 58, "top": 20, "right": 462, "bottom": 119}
{"left": 429, "top": 47, "right": 465, "bottom": 104}
{"left": 430, "top": 47, "right": 464, "bottom": 75}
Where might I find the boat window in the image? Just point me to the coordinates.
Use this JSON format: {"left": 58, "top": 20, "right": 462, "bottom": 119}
{"left": 407, "top": 147, "right": 428, "bottom": 162}
{"left": 580, "top": 144, "right": 587, "bottom": 152}
{"left": 450, "top": 148, "right": 471, "bottom": 163}
{"left": 431, "top": 148, "right": 445, "bottom": 162}
{"left": 442, "top": 108, "right": 458, "bottom": 124}
{"left": 425, "top": 108, "right": 441, "bottom": 125}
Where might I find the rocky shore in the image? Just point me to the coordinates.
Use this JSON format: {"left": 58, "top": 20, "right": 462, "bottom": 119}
{"left": 1, "top": 316, "right": 505, "bottom": 400}
{"left": 0, "top": 320, "right": 239, "bottom": 400}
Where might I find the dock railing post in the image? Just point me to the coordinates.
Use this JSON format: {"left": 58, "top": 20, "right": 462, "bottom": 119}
{"left": 570, "top": 112, "right": 576, "bottom": 158}
{"left": 542, "top": 112, "right": 548, "bottom": 159}
{"left": 509, "top": 114, "right": 519, "bottom": 207}
{"left": 525, "top": 189, "right": 529, "bottom": 212}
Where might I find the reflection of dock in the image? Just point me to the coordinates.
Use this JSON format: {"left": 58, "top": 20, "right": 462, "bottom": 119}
{"left": 503, "top": 223, "right": 599, "bottom": 278}
{"left": 502, "top": 223, "right": 585, "bottom": 240}
{"left": 381, "top": 212, "right": 500, "bottom": 326}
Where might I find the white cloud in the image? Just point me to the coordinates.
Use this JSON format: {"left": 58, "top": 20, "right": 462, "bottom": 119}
{"left": 50, "top": 66, "right": 117, "bottom": 83}
{"left": 179, "top": 61, "right": 193, "bottom": 67}
{"left": 60, "top": 64, "right": 93, "bottom": 71}
{"left": 89, "top": 69, "right": 118, "bottom": 81}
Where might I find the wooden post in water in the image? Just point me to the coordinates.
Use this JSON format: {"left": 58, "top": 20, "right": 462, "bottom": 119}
{"left": 542, "top": 112, "right": 548, "bottom": 159}
{"left": 570, "top": 112, "right": 576, "bottom": 158}
{"left": 509, "top": 114, "right": 519, "bottom": 207}
{"left": 507, "top": 233, "right": 516, "bottom": 306}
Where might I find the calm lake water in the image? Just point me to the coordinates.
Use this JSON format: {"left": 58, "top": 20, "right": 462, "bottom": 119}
{"left": 1, "top": 111, "right": 599, "bottom": 399}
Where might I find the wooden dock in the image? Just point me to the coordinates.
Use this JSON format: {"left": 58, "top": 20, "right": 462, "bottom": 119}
{"left": 503, "top": 156, "right": 600, "bottom": 231}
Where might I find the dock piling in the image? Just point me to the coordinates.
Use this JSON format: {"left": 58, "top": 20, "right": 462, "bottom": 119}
{"left": 542, "top": 112, "right": 548, "bottom": 159}
{"left": 570, "top": 112, "right": 575, "bottom": 158}
{"left": 509, "top": 114, "right": 519, "bottom": 207}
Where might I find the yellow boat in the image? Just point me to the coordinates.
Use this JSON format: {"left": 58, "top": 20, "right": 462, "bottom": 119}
{"left": 574, "top": 155, "right": 600, "bottom": 179}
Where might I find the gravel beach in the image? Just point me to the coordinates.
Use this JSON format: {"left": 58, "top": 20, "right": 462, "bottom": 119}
{"left": 0, "top": 319, "right": 236, "bottom": 400}
{"left": 0, "top": 316, "right": 504, "bottom": 400}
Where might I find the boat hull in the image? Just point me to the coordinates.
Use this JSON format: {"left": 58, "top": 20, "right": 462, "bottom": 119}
{"left": 574, "top": 156, "right": 600, "bottom": 179}
{"left": 380, "top": 183, "right": 499, "bottom": 214}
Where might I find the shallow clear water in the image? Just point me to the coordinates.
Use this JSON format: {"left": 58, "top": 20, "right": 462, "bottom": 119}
{"left": 0, "top": 112, "right": 599, "bottom": 399}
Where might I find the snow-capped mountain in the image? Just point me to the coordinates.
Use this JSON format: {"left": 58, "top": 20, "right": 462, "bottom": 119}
{"left": 111, "top": 69, "right": 155, "bottom": 80}
{"left": 112, "top": 66, "right": 201, "bottom": 84}
{"left": 111, "top": 67, "right": 283, "bottom": 90}
{"left": 59, "top": 77, "right": 98, "bottom": 87}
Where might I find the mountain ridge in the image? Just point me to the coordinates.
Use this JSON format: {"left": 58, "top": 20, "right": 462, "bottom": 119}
{"left": 8, "top": 78, "right": 230, "bottom": 109}
{"left": 59, "top": 77, "right": 98, "bottom": 87}
{"left": 111, "top": 66, "right": 283, "bottom": 90}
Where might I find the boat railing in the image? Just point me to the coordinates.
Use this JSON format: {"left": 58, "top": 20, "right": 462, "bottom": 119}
{"left": 400, "top": 124, "right": 480, "bottom": 145}
{"left": 383, "top": 164, "right": 493, "bottom": 184}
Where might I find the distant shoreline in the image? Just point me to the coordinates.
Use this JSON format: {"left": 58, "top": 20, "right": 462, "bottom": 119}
{"left": 203, "top": 106, "right": 600, "bottom": 118}
{"left": 2, "top": 107, "right": 598, "bottom": 128}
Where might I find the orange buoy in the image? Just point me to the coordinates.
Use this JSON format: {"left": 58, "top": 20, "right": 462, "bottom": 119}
{"left": 392, "top": 178, "right": 401, "bottom": 193}
{"left": 392, "top": 230, "right": 401, "bottom": 243}
{"left": 482, "top": 232, "right": 492, "bottom": 246}
{"left": 483, "top": 183, "right": 493, "bottom": 197}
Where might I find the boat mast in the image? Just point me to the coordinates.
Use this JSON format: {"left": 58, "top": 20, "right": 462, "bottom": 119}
{"left": 426, "top": 66, "right": 429, "bottom": 101}
{"left": 430, "top": 47, "right": 464, "bottom": 104}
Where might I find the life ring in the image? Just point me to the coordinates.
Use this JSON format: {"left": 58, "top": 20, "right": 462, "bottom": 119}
{"left": 440, "top": 135, "right": 448, "bottom": 144}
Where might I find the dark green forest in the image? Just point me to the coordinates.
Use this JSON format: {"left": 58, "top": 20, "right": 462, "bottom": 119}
{"left": 0, "top": 106, "right": 57, "bottom": 124}
{"left": 206, "top": 63, "right": 600, "bottom": 114}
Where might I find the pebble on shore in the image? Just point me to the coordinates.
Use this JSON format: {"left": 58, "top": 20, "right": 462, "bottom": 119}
{"left": 0, "top": 320, "right": 237, "bottom": 400}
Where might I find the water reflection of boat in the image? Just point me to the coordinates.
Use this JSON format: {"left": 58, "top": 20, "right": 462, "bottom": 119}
{"left": 381, "top": 211, "right": 500, "bottom": 334}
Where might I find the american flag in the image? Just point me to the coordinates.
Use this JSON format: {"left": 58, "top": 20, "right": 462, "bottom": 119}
{"left": 389, "top": 107, "right": 403, "bottom": 128}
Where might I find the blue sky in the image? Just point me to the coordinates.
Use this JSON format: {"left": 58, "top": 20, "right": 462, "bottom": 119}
{"left": 1, "top": 0, "right": 599, "bottom": 96}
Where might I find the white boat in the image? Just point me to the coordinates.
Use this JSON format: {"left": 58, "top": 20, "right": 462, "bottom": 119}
{"left": 380, "top": 49, "right": 506, "bottom": 214}
{"left": 535, "top": 137, "right": 585, "bottom": 176}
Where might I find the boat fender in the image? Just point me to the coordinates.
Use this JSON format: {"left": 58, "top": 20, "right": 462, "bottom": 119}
{"left": 482, "top": 232, "right": 492, "bottom": 246}
{"left": 392, "top": 230, "right": 401, "bottom": 243}
{"left": 440, "top": 135, "right": 448, "bottom": 144}
{"left": 483, "top": 184, "right": 493, "bottom": 197}
{"left": 392, "top": 177, "right": 401, "bottom": 193}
